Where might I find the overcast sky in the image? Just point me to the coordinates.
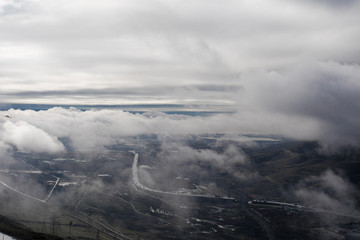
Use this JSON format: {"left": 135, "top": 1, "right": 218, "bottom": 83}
{"left": 1, "top": 0, "right": 360, "bottom": 150}
{"left": 0, "top": 0, "right": 359, "bottom": 106}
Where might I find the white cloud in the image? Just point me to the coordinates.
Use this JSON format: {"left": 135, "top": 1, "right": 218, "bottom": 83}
{"left": 1, "top": 120, "right": 64, "bottom": 153}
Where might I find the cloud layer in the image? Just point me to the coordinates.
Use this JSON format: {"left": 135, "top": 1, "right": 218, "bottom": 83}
{"left": 0, "top": 98, "right": 359, "bottom": 153}
{"left": 0, "top": 1, "right": 360, "bottom": 151}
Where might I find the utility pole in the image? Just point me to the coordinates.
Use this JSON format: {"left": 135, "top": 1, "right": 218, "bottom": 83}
{"left": 69, "top": 220, "right": 72, "bottom": 235}
{"left": 42, "top": 208, "right": 47, "bottom": 233}
{"left": 51, "top": 215, "right": 56, "bottom": 235}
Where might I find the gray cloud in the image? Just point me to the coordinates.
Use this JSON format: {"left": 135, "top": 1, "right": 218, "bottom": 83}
{"left": 137, "top": 140, "right": 255, "bottom": 193}
{"left": 159, "top": 143, "right": 248, "bottom": 166}
{"left": 0, "top": 84, "right": 242, "bottom": 100}
{"left": 241, "top": 61, "right": 360, "bottom": 151}
{"left": 295, "top": 0, "right": 357, "bottom": 8}
{"left": 294, "top": 169, "right": 359, "bottom": 217}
